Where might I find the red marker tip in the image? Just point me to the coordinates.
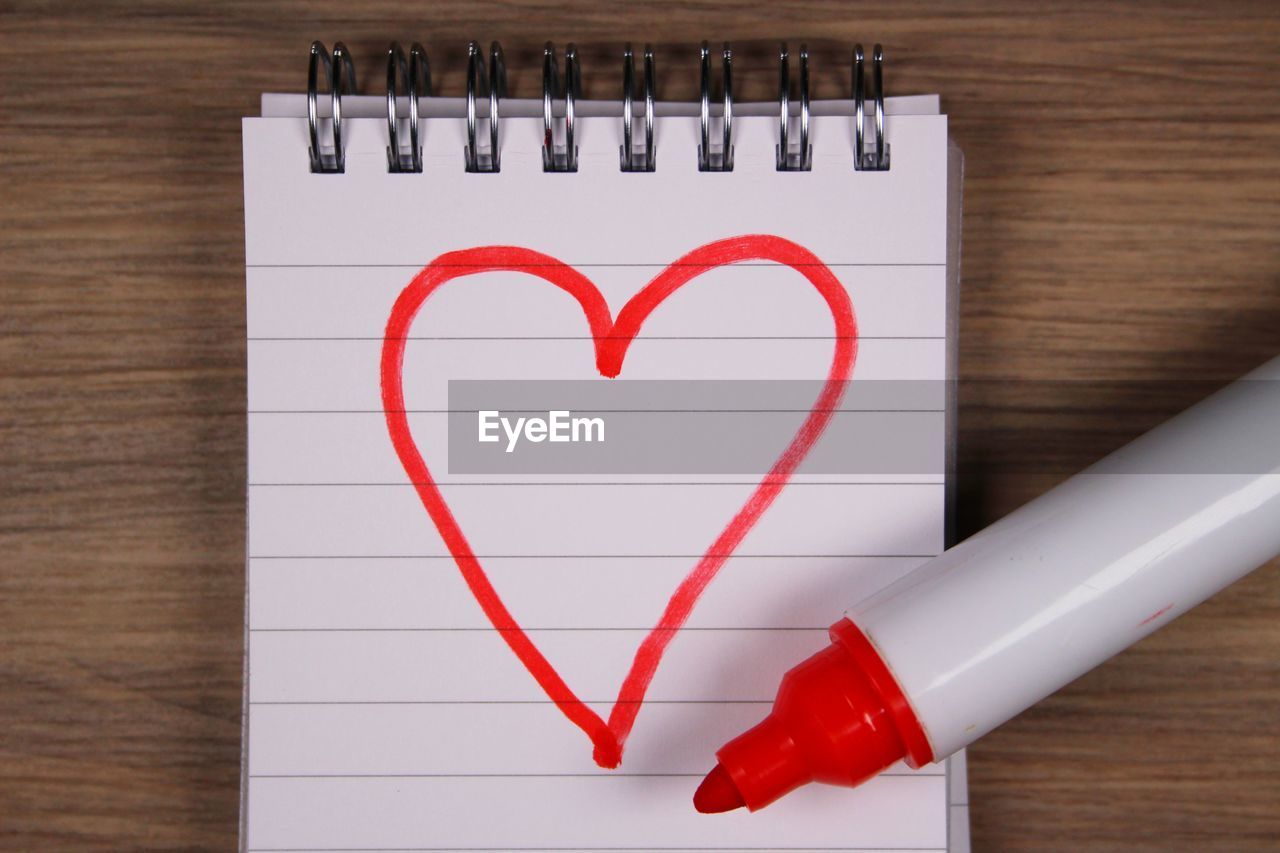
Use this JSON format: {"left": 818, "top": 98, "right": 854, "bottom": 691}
{"left": 693, "top": 763, "right": 745, "bottom": 814}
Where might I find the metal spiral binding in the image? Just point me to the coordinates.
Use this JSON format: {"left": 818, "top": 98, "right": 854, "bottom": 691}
{"left": 620, "top": 43, "right": 655, "bottom": 172}
{"left": 466, "top": 41, "right": 506, "bottom": 172}
{"left": 777, "top": 43, "right": 811, "bottom": 171}
{"left": 304, "top": 40, "right": 893, "bottom": 174}
{"left": 386, "top": 43, "right": 431, "bottom": 173}
{"left": 698, "top": 42, "right": 733, "bottom": 172}
{"left": 542, "top": 44, "right": 581, "bottom": 172}
{"left": 308, "top": 41, "right": 357, "bottom": 173}
{"left": 853, "top": 44, "right": 889, "bottom": 171}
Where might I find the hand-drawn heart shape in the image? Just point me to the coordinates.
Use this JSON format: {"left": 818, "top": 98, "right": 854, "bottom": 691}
{"left": 380, "top": 235, "right": 857, "bottom": 769}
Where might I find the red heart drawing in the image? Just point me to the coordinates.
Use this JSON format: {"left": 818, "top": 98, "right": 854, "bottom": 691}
{"left": 381, "top": 235, "right": 857, "bottom": 768}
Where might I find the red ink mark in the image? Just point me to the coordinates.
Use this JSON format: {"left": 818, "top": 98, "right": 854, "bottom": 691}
{"left": 380, "top": 235, "right": 857, "bottom": 768}
{"left": 1139, "top": 603, "right": 1175, "bottom": 626}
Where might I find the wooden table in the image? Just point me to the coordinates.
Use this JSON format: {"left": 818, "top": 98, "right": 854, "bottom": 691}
{"left": 3, "top": 1, "right": 1277, "bottom": 849}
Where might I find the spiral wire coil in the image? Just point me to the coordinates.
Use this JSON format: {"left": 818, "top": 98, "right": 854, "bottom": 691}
{"left": 620, "top": 44, "right": 656, "bottom": 172}
{"left": 386, "top": 43, "right": 431, "bottom": 173}
{"left": 853, "top": 44, "right": 889, "bottom": 171}
{"left": 698, "top": 42, "right": 734, "bottom": 172}
{"left": 465, "top": 41, "right": 506, "bottom": 172}
{"left": 308, "top": 41, "right": 357, "bottom": 173}
{"left": 777, "top": 43, "right": 811, "bottom": 171}
{"left": 305, "top": 41, "right": 892, "bottom": 174}
{"left": 542, "top": 44, "right": 581, "bottom": 172}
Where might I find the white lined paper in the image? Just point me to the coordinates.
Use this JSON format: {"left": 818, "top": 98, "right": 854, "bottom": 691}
{"left": 242, "top": 104, "right": 957, "bottom": 851}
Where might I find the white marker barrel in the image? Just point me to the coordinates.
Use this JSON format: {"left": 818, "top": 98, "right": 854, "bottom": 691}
{"left": 848, "top": 355, "right": 1280, "bottom": 761}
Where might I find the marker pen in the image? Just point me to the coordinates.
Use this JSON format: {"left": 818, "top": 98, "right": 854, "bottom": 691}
{"left": 695, "top": 355, "right": 1280, "bottom": 814}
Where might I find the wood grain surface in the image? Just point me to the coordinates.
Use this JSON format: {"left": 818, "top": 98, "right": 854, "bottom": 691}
{"left": 3, "top": 1, "right": 1278, "bottom": 849}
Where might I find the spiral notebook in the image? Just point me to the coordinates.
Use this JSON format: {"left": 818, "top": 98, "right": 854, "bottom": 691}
{"left": 240, "top": 41, "right": 968, "bottom": 853}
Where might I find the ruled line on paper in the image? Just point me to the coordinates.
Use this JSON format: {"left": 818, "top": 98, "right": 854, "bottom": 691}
{"left": 245, "top": 847, "right": 947, "bottom": 852}
{"left": 248, "top": 409, "right": 947, "bottom": 414}
{"left": 249, "top": 696, "right": 768, "bottom": 701}
{"left": 247, "top": 336, "right": 940, "bottom": 341}
{"left": 246, "top": 771, "right": 932, "bottom": 779}
{"left": 249, "top": 700, "right": 775, "bottom": 705}
{"left": 247, "top": 550, "right": 942, "bottom": 558}
{"left": 247, "top": 482, "right": 946, "bottom": 487}
{"left": 247, "top": 627, "right": 825, "bottom": 633}
{"left": 246, "top": 262, "right": 950, "bottom": 269}
{"left": 245, "top": 696, "right": 798, "bottom": 701}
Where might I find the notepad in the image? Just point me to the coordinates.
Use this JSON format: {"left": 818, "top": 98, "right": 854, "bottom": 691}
{"left": 241, "top": 83, "right": 966, "bottom": 851}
